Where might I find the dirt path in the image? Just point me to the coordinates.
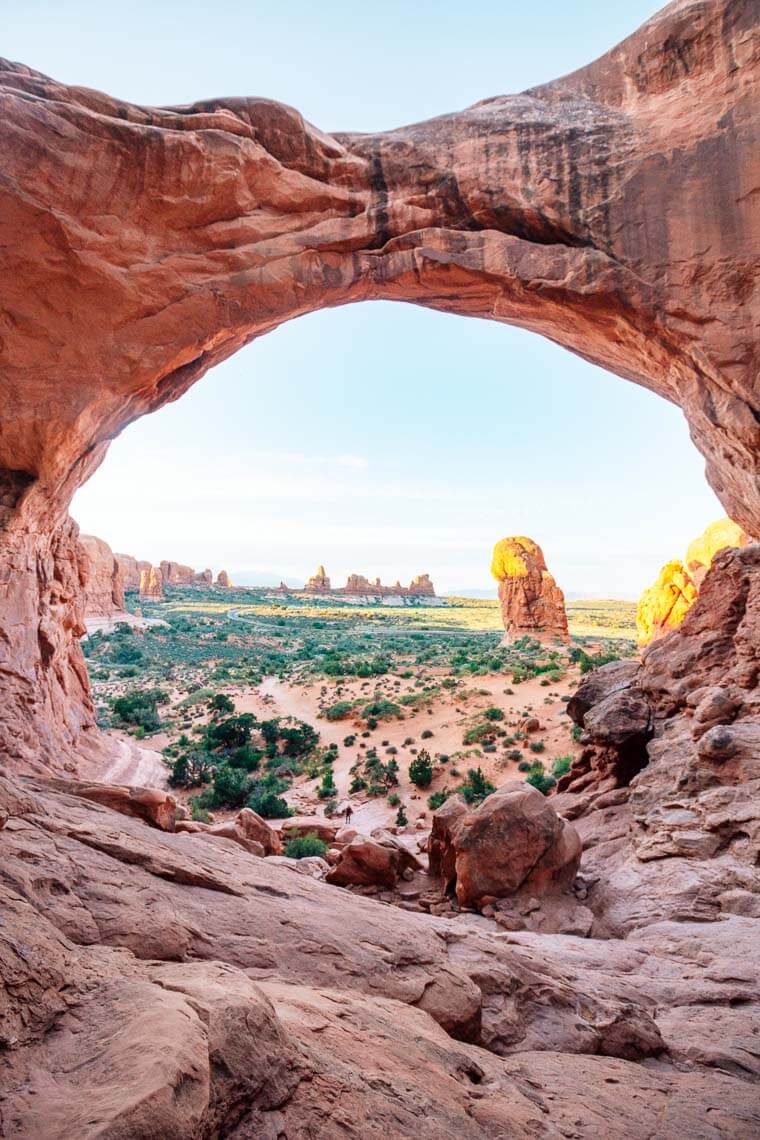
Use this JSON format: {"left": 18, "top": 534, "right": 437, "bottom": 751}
{"left": 96, "top": 733, "right": 169, "bottom": 788}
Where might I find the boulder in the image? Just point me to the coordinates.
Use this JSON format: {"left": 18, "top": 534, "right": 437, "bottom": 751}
{"left": 280, "top": 816, "right": 338, "bottom": 844}
{"left": 39, "top": 778, "right": 176, "bottom": 831}
{"left": 490, "top": 536, "right": 568, "bottom": 643}
{"left": 325, "top": 835, "right": 404, "bottom": 888}
{"left": 236, "top": 807, "right": 281, "bottom": 855}
{"left": 430, "top": 784, "right": 581, "bottom": 909}
{"left": 428, "top": 794, "right": 468, "bottom": 887}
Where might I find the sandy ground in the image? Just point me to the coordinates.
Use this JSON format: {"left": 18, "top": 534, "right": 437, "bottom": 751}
{"left": 96, "top": 661, "right": 582, "bottom": 835}
{"left": 233, "top": 666, "right": 582, "bottom": 833}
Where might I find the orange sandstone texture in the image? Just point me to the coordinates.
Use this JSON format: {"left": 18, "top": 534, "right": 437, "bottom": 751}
{"left": 636, "top": 517, "right": 751, "bottom": 644}
{"left": 78, "top": 534, "right": 125, "bottom": 618}
{"left": 0, "top": 0, "right": 758, "bottom": 773}
{"left": 139, "top": 566, "right": 165, "bottom": 601}
{"left": 490, "top": 536, "right": 568, "bottom": 643}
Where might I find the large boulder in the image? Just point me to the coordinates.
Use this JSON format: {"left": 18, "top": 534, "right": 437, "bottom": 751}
{"left": 430, "top": 784, "right": 581, "bottom": 909}
{"left": 326, "top": 835, "right": 405, "bottom": 888}
{"left": 490, "top": 536, "right": 568, "bottom": 643}
{"left": 236, "top": 807, "right": 282, "bottom": 855}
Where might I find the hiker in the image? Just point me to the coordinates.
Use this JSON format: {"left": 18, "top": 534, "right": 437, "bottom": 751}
{"left": 344, "top": 804, "right": 353, "bottom": 825}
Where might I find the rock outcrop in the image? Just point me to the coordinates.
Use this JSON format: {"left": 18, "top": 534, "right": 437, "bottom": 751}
{"left": 160, "top": 560, "right": 195, "bottom": 586}
{"left": 78, "top": 534, "right": 125, "bottom": 618}
{"left": 637, "top": 517, "right": 752, "bottom": 644}
{"left": 304, "top": 565, "right": 331, "bottom": 593}
{"left": 490, "top": 536, "right": 568, "bottom": 643}
{"left": 139, "top": 565, "right": 165, "bottom": 600}
{"left": 4, "top": 769, "right": 760, "bottom": 1136}
{"left": 216, "top": 569, "right": 231, "bottom": 588}
{"left": 304, "top": 567, "right": 436, "bottom": 597}
{"left": 563, "top": 544, "right": 760, "bottom": 865}
{"left": 0, "top": 0, "right": 757, "bottom": 772}
{"left": 429, "top": 784, "right": 581, "bottom": 909}
{"left": 115, "top": 552, "right": 151, "bottom": 592}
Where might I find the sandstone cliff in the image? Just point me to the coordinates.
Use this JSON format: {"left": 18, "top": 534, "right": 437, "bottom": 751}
{"left": 78, "top": 534, "right": 125, "bottom": 618}
{"left": 491, "top": 536, "right": 568, "bottom": 643}
{"left": 115, "top": 553, "right": 151, "bottom": 592}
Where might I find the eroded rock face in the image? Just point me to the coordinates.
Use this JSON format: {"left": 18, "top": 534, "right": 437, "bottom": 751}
{"left": 490, "top": 536, "right": 568, "bottom": 643}
{"left": 0, "top": 0, "right": 757, "bottom": 771}
{"left": 216, "top": 569, "right": 231, "bottom": 588}
{"left": 637, "top": 517, "right": 751, "bottom": 644}
{"left": 115, "top": 553, "right": 151, "bottom": 592}
{"left": 78, "top": 534, "right": 125, "bottom": 618}
{"left": 565, "top": 544, "right": 760, "bottom": 864}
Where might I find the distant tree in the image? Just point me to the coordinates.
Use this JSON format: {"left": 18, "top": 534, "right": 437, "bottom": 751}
{"left": 208, "top": 693, "right": 234, "bottom": 717}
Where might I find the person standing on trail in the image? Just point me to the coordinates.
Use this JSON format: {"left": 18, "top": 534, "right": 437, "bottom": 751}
{"left": 344, "top": 804, "right": 353, "bottom": 825}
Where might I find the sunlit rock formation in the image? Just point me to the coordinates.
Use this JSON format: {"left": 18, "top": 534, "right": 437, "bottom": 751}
{"left": 636, "top": 517, "right": 751, "bottom": 644}
{"left": 116, "top": 553, "right": 151, "bottom": 592}
{"left": 139, "top": 566, "right": 165, "bottom": 600}
{"left": 216, "top": 569, "right": 231, "bottom": 588}
{"left": 305, "top": 565, "right": 332, "bottom": 593}
{"left": 490, "top": 536, "right": 568, "bottom": 643}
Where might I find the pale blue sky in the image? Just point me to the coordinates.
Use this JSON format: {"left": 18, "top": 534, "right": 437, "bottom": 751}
{"left": 9, "top": 1, "right": 723, "bottom": 595}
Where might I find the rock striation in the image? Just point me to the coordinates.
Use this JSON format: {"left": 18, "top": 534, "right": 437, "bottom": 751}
{"left": 490, "top": 536, "right": 568, "bottom": 643}
{"left": 3, "top": 769, "right": 760, "bottom": 1136}
{"left": 637, "top": 517, "right": 752, "bottom": 644}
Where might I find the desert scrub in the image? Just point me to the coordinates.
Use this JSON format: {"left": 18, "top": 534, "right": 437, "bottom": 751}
{"left": 409, "top": 749, "right": 433, "bottom": 789}
{"left": 551, "top": 755, "right": 573, "bottom": 778}
{"left": 283, "top": 832, "right": 328, "bottom": 860}
{"left": 361, "top": 699, "right": 402, "bottom": 721}
{"left": 325, "top": 700, "right": 357, "bottom": 721}
{"left": 427, "top": 789, "right": 450, "bottom": 811}
{"left": 458, "top": 767, "right": 496, "bottom": 805}
{"left": 524, "top": 762, "right": 556, "bottom": 796}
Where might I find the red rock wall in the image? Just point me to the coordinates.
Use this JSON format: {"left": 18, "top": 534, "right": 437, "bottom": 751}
{"left": 0, "top": 0, "right": 757, "bottom": 772}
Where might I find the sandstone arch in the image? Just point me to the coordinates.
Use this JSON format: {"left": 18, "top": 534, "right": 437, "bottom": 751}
{"left": 0, "top": 0, "right": 758, "bottom": 770}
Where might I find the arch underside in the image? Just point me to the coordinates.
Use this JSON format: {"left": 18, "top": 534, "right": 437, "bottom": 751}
{"left": 0, "top": 0, "right": 757, "bottom": 770}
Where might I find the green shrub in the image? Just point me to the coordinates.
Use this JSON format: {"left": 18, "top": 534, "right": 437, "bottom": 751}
{"left": 206, "top": 714, "right": 256, "bottom": 751}
{"left": 395, "top": 803, "right": 408, "bottom": 828}
{"left": 409, "top": 748, "right": 433, "bottom": 789}
{"left": 387, "top": 792, "right": 401, "bottom": 807}
{"left": 525, "top": 762, "right": 556, "bottom": 795}
{"left": 427, "top": 789, "right": 450, "bottom": 811}
{"left": 420, "top": 728, "right": 434, "bottom": 739}
{"left": 483, "top": 706, "right": 504, "bottom": 721}
{"left": 551, "top": 755, "right": 573, "bottom": 778}
{"left": 210, "top": 765, "right": 253, "bottom": 809}
{"left": 208, "top": 693, "right": 235, "bottom": 716}
{"left": 112, "top": 689, "right": 167, "bottom": 734}
{"left": 326, "top": 700, "right": 356, "bottom": 721}
{"left": 459, "top": 767, "right": 496, "bottom": 805}
{"left": 283, "top": 832, "right": 328, "bottom": 859}
{"left": 529, "top": 740, "right": 545, "bottom": 754}
{"left": 228, "top": 745, "right": 263, "bottom": 772}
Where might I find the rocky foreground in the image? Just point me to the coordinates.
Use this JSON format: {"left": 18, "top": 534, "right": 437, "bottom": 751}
{"left": 2, "top": 546, "right": 759, "bottom": 1137}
